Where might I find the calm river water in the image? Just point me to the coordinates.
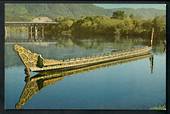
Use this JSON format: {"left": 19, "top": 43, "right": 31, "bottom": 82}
{"left": 5, "top": 34, "right": 166, "bottom": 109}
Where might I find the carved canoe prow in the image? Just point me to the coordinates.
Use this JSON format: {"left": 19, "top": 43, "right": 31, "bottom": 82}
{"left": 14, "top": 44, "right": 40, "bottom": 69}
{"left": 14, "top": 44, "right": 63, "bottom": 71}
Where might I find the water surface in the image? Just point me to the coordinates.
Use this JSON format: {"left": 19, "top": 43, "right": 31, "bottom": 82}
{"left": 5, "top": 33, "right": 166, "bottom": 109}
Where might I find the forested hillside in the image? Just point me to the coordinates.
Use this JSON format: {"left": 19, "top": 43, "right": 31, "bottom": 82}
{"left": 5, "top": 4, "right": 165, "bottom": 21}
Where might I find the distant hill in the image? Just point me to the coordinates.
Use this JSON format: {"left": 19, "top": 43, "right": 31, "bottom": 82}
{"left": 108, "top": 8, "right": 165, "bottom": 19}
{"left": 5, "top": 4, "right": 166, "bottom": 21}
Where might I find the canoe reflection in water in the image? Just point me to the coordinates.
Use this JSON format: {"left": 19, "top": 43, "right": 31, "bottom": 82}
{"left": 15, "top": 53, "right": 154, "bottom": 109}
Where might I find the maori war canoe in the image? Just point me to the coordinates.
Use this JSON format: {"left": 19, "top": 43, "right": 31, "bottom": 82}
{"left": 14, "top": 44, "right": 152, "bottom": 72}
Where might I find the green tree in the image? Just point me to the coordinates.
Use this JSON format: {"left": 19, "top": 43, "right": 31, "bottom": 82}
{"left": 111, "top": 10, "right": 127, "bottom": 19}
{"left": 129, "top": 14, "right": 134, "bottom": 19}
{"left": 152, "top": 16, "right": 166, "bottom": 40}
{"left": 152, "top": 16, "right": 165, "bottom": 33}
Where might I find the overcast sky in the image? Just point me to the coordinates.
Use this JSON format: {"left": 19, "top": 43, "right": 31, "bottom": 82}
{"left": 94, "top": 4, "right": 166, "bottom": 10}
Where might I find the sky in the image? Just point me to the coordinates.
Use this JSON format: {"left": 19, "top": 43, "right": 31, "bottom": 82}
{"left": 94, "top": 4, "right": 166, "bottom": 10}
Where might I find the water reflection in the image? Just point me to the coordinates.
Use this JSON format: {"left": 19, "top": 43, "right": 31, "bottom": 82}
{"left": 5, "top": 30, "right": 165, "bottom": 109}
{"left": 5, "top": 36, "right": 165, "bottom": 68}
{"left": 15, "top": 53, "right": 154, "bottom": 109}
{"left": 5, "top": 30, "right": 166, "bottom": 52}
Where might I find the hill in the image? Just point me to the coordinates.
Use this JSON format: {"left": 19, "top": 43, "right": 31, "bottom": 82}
{"left": 5, "top": 4, "right": 165, "bottom": 21}
{"left": 109, "top": 8, "right": 165, "bottom": 19}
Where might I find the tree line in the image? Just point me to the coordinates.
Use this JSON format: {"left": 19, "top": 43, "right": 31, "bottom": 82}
{"left": 45, "top": 10, "right": 166, "bottom": 41}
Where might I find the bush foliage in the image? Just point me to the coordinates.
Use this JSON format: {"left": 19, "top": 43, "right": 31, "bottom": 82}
{"left": 45, "top": 11, "right": 166, "bottom": 41}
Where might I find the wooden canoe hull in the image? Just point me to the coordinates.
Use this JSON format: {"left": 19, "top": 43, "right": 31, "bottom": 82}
{"left": 14, "top": 44, "right": 152, "bottom": 72}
